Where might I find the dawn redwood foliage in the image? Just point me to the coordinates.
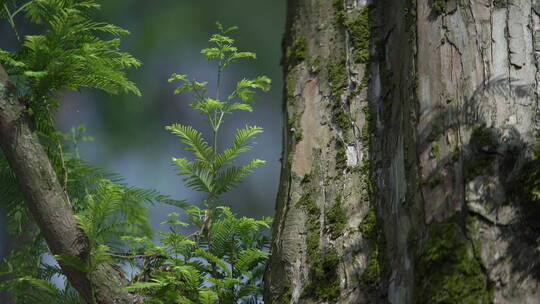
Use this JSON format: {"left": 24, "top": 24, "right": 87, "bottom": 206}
{"left": 0, "top": 1, "right": 272, "bottom": 303}
{"left": 123, "top": 23, "right": 272, "bottom": 303}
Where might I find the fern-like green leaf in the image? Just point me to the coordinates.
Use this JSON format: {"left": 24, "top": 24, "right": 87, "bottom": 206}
{"left": 54, "top": 254, "right": 89, "bottom": 273}
{"left": 172, "top": 158, "right": 215, "bottom": 193}
{"left": 199, "top": 289, "right": 218, "bottom": 304}
{"left": 167, "top": 124, "right": 214, "bottom": 163}
{"left": 213, "top": 159, "right": 266, "bottom": 194}
{"left": 211, "top": 125, "right": 263, "bottom": 171}
{"left": 235, "top": 248, "right": 268, "bottom": 273}
{"left": 16, "top": 276, "right": 61, "bottom": 297}
{"left": 194, "top": 249, "right": 232, "bottom": 277}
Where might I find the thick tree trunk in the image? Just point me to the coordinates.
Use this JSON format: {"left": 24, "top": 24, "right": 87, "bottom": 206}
{"left": 0, "top": 64, "right": 133, "bottom": 304}
{"left": 265, "top": 0, "right": 380, "bottom": 302}
{"left": 267, "top": 0, "right": 540, "bottom": 303}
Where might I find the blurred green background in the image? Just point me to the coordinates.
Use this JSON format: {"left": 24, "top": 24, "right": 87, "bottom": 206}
{"left": 0, "top": 0, "right": 286, "bottom": 256}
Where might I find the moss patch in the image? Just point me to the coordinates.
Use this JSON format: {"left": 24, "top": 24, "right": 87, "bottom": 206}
{"left": 286, "top": 74, "right": 296, "bottom": 106}
{"left": 451, "top": 146, "right": 460, "bottom": 162}
{"left": 298, "top": 175, "right": 341, "bottom": 301}
{"left": 517, "top": 151, "right": 540, "bottom": 227}
{"left": 332, "top": 0, "right": 346, "bottom": 27}
{"left": 301, "top": 250, "right": 341, "bottom": 300}
{"left": 333, "top": 106, "right": 351, "bottom": 131}
{"left": 345, "top": 5, "right": 373, "bottom": 64}
{"left": 359, "top": 209, "right": 388, "bottom": 291}
{"left": 296, "top": 174, "right": 319, "bottom": 261}
{"left": 326, "top": 195, "right": 347, "bottom": 239}
{"left": 465, "top": 157, "right": 492, "bottom": 180}
{"left": 360, "top": 209, "right": 378, "bottom": 237}
{"left": 431, "top": 144, "right": 441, "bottom": 159}
{"left": 279, "top": 280, "right": 293, "bottom": 303}
{"left": 415, "top": 216, "right": 492, "bottom": 303}
{"left": 327, "top": 56, "right": 348, "bottom": 97}
{"left": 471, "top": 124, "right": 498, "bottom": 152}
{"left": 291, "top": 36, "right": 307, "bottom": 65}
{"left": 428, "top": 172, "right": 444, "bottom": 188}
{"left": 432, "top": 0, "right": 447, "bottom": 15}
{"left": 361, "top": 106, "right": 374, "bottom": 141}
{"left": 360, "top": 106, "right": 375, "bottom": 202}
{"left": 335, "top": 140, "right": 347, "bottom": 171}
{"left": 427, "top": 124, "right": 443, "bottom": 142}
{"left": 286, "top": 74, "right": 299, "bottom": 141}
{"left": 466, "top": 125, "right": 498, "bottom": 180}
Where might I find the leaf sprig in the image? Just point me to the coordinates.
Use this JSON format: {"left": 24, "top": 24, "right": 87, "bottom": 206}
{"left": 137, "top": 22, "right": 274, "bottom": 303}
{"left": 1, "top": 0, "right": 141, "bottom": 98}
{"left": 166, "top": 22, "right": 271, "bottom": 205}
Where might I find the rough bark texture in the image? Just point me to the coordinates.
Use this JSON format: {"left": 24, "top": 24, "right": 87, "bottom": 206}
{"left": 0, "top": 64, "right": 132, "bottom": 304}
{"left": 267, "top": 0, "right": 540, "bottom": 303}
{"left": 265, "top": 0, "right": 380, "bottom": 302}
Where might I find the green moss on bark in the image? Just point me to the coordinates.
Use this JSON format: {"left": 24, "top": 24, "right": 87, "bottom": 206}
{"left": 359, "top": 209, "right": 388, "bottom": 291}
{"left": 427, "top": 124, "right": 443, "bottom": 142}
{"left": 452, "top": 146, "right": 460, "bottom": 162}
{"left": 333, "top": 106, "right": 351, "bottom": 131}
{"left": 336, "top": 140, "right": 347, "bottom": 171}
{"left": 427, "top": 172, "right": 443, "bottom": 188}
{"left": 327, "top": 195, "right": 346, "bottom": 239}
{"left": 297, "top": 176, "right": 320, "bottom": 259}
{"left": 291, "top": 37, "right": 307, "bottom": 65}
{"left": 301, "top": 250, "right": 341, "bottom": 300}
{"left": 432, "top": 0, "right": 447, "bottom": 15}
{"left": 471, "top": 125, "right": 498, "bottom": 152}
{"left": 466, "top": 125, "right": 498, "bottom": 180}
{"left": 415, "top": 216, "right": 492, "bottom": 303}
{"left": 286, "top": 74, "right": 296, "bottom": 106}
{"left": 346, "top": 6, "right": 374, "bottom": 64}
{"left": 332, "top": 0, "right": 346, "bottom": 27}
{"left": 517, "top": 148, "right": 540, "bottom": 227}
{"left": 275, "top": 277, "right": 293, "bottom": 303}
{"left": 298, "top": 175, "right": 341, "bottom": 301}
{"left": 361, "top": 102, "right": 374, "bottom": 140}
{"left": 327, "top": 56, "right": 348, "bottom": 97}
{"left": 431, "top": 144, "right": 441, "bottom": 159}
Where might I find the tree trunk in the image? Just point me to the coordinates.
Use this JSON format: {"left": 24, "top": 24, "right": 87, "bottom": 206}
{"left": 266, "top": 0, "right": 540, "bottom": 303}
{"left": 0, "top": 64, "right": 133, "bottom": 304}
{"left": 265, "top": 0, "right": 382, "bottom": 302}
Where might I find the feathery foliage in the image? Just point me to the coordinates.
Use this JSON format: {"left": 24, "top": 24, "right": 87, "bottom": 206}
{"left": 1, "top": 6, "right": 272, "bottom": 303}
{"left": 0, "top": 126, "right": 176, "bottom": 303}
{"left": 0, "top": 1, "right": 151, "bottom": 303}
{"left": 0, "top": 0, "right": 141, "bottom": 98}
{"left": 123, "top": 207, "right": 271, "bottom": 304}
{"left": 166, "top": 22, "right": 270, "bottom": 206}
{"left": 119, "top": 23, "right": 273, "bottom": 303}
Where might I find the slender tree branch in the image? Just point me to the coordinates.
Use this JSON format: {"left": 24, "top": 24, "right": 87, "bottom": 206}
{"left": 0, "top": 64, "right": 134, "bottom": 304}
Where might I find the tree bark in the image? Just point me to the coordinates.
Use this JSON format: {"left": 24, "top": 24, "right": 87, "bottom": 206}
{"left": 265, "top": 0, "right": 380, "bottom": 302}
{"left": 267, "top": 0, "right": 540, "bottom": 303}
{"left": 0, "top": 64, "right": 133, "bottom": 304}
